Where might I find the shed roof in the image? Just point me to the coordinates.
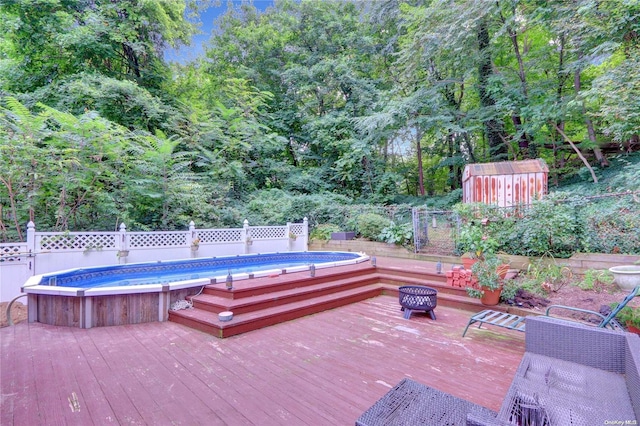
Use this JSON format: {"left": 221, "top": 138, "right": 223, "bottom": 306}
{"left": 463, "top": 159, "right": 548, "bottom": 179}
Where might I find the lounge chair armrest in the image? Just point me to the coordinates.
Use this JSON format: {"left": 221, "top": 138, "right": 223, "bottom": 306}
{"left": 545, "top": 304, "right": 606, "bottom": 322}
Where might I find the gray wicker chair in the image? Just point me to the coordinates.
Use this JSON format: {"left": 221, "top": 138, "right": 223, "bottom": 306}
{"left": 469, "top": 316, "right": 640, "bottom": 425}
{"left": 357, "top": 316, "right": 640, "bottom": 426}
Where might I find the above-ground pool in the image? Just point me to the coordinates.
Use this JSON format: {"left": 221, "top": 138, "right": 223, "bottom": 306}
{"left": 35, "top": 251, "right": 365, "bottom": 289}
{"left": 22, "top": 251, "right": 369, "bottom": 328}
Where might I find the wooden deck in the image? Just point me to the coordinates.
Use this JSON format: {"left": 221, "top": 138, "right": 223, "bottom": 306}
{"left": 1, "top": 295, "right": 525, "bottom": 425}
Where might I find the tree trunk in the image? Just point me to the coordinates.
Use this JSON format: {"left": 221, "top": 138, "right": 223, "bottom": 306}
{"left": 504, "top": 9, "right": 534, "bottom": 158}
{"left": 574, "top": 68, "right": 609, "bottom": 167}
{"left": 477, "top": 18, "right": 507, "bottom": 160}
{"left": 554, "top": 124, "right": 598, "bottom": 183}
{"left": 447, "top": 134, "right": 460, "bottom": 190}
{"left": 416, "top": 127, "right": 425, "bottom": 196}
{"left": 511, "top": 115, "right": 534, "bottom": 158}
{"left": 625, "top": 134, "right": 639, "bottom": 153}
{"left": 0, "top": 177, "right": 23, "bottom": 240}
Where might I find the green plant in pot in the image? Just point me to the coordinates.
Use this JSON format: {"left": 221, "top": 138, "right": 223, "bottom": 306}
{"left": 457, "top": 224, "right": 498, "bottom": 267}
{"left": 467, "top": 255, "right": 503, "bottom": 305}
{"left": 611, "top": 304, "right": 640, "bottom": 334}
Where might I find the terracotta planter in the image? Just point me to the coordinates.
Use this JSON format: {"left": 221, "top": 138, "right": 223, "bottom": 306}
{"left": 626, "top": 322, "right": 640, "bottom": 335}
{"left": 462, "top": 256, "right": 478, "bottom": 270}
{"left": 496, "top": 264, "right": 510, "bottom": 279}
{"left": 480, "top": 286, "right": 502, "bottom": 306}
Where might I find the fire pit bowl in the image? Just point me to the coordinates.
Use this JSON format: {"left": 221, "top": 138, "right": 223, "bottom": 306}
{"left": 398, "top": 285, "right": 438, "bottom": 320}
{"left": 609, "top": 265, "right": 640, "bottom": 291}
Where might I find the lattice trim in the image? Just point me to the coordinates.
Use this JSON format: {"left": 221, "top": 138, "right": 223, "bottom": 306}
{"left": 128, "top": 232, "right": 187, "bottom": 248}
{"left": 290, "top": 223, "right": 305, "bottom": 236}
{"left": 39, "top": 234, "right": 117, "bottom": 251}
{"left": 250, "top": 226, "right": 287, "bottom": 240}
{"left": 0, "top": 244, "right": 27, "bottom": 262}
{"left": 198, "top": 229, "right": 242, "bottom": 243}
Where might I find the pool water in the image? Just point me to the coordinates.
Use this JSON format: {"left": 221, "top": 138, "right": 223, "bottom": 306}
{"left": 39, "top": 252, "right": 365, "bottom": 289}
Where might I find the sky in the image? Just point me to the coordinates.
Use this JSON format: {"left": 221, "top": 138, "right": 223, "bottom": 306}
{"left": 165, "top": 1, "right": 275, "bottom": 63}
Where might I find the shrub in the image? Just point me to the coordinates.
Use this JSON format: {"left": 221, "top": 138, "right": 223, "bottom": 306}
{"left": 578, "top": 197, "right": 640, "bottom": 255}
{"left": 379, "top": 222, "right": 413, "bottom": 246}
{"left": 244, "top": 190, "right": 354, "bottom": 226}
{"left": 356, "top": 213, "right": 392, "bottom": 240}
{"left": 309, "top": 224, "right": 341, "bottom": 241}
{"left": 456, "top": 223, "right": 498, "bottom": 259}
{"left": 513, "top": 196, "right": 579, "bottom": 257}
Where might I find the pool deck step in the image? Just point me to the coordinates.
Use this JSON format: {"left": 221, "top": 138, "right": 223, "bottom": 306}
{"left": 169, "top": 267, "right": 487, "bottom": 338}
{"left": 192, "top": 273, "right": 471, "bottom": 316}
{"left": 169, "top": 258, "right": 494, "bottom": 338}
{"left": 170, "top": 284, "right": 389, "bottom": 338}
{"left": 191, "top": 273, "right": 381, "bottom": 315}
{"left": 203, "top": 263, "right": 378, "bottom": 299}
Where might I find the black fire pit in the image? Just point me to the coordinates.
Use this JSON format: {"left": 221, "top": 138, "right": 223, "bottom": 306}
{"left": 398, "top": 285, "right": 438, "bottom": 320}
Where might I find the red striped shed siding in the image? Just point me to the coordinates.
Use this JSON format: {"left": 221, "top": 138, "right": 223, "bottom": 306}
{"left": 462, "top": 160, "right": 548, "bottom": 207}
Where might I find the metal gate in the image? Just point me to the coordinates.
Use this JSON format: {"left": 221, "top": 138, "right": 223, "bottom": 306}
{"left": 412, "top": 208, "right": 459, "bottom": 255}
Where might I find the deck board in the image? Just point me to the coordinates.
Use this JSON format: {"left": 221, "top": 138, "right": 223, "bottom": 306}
{"left": 1, "top": 295, "right": 525, "bottom": 425}
{"left": 126, "top": 325, "right": 243, "bottom": 425}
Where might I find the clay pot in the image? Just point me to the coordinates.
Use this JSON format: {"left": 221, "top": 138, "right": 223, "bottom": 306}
{"left": 462, "top": 256, "right": 478, "bottom": 270}
{"left": 480, "top": 286, "right": 502, "bottom": 306}
{"left": 626, "top": 322, "right": 640, "bottom": 335}
{"left": 496, "top": 264, "right": 510, "bottom": 279}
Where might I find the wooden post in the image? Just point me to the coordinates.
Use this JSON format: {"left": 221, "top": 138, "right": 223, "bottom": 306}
{"left": 159, "top": 288, "right": 169, "bottom": 322}
{"left": 27, "top": 294, "right": 38, "bottom": 323}
{"left": 82, "top": 296, "right": 93, "bottom": 329}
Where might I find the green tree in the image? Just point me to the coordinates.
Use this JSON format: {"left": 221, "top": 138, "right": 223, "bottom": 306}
{"left": 1, "top": 0, "right": 195, "bottom": 93}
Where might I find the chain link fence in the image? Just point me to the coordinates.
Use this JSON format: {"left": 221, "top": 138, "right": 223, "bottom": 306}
{"left": 412, "top": 208, "right": 459, "bottom": 255}
{"left": 455, "top": 191, "right": 640, "bottom": 257}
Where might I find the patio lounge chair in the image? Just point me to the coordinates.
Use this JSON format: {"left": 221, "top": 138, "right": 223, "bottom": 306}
{"left": 357, "top": 316, "right": 640, "bottom": 426}
{"left": 545, "top": 285, "right": 639, "bottom": 330}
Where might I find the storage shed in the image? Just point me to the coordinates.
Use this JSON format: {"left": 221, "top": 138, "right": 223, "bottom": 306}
{"left": 462, "top": 159, "right": 549, "bottom": 207}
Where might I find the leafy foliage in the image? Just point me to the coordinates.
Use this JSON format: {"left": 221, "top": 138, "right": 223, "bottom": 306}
{"left": 575, "top": 269, "right": 615, "bottom": 292}
{"left": 470, "top": 255, "right": 503, "bottom": 291}
{"left": 355, "top": 213, "right": 392, "bottom": 241}
{"left": 455, "top": 223, "right": 499, "bottom": 259}
{"left": 1, "top": 0, "right": 639, "bottom": 243}
{"left": 309, "top": 224, "right": 341, "bottom": 241}
{"left": 379, "top": 222, "right": 413, "bottom": 247}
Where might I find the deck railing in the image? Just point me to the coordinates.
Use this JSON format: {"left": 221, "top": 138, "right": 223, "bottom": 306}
{"left": 0, "top": 219, "right": 308, "bottom": 302}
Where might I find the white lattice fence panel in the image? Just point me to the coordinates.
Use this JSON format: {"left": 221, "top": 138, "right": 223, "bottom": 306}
{"left": 38, "top": 233, "right": 117, "bottom": 251}
{"left": 128, "top": 232, "right": 187, "bottom": 248}
{"left": 198, "top": 229, "right": 242, "bottom": 243}
{"left": 0, "top": 243, "right": 27, "bottom": 262}
{"left": 250, "top": 226, "right": 287, "bottom": 240}
{"left": 290, "top": 223, "right": 304, "bottom": 236}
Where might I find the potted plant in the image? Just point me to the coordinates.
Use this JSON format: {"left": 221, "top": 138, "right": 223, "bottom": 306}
{"left": 191, "top": 238, "right": 200, "bottom": 252}
{"left": 467, "top": 254, "right": 503, "bottom": 306}
{"left": 457, "top": 224, "right": 498, "bottom": 269}
{"left": 612, "top": 304, "right": 640, "bottom": 335}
